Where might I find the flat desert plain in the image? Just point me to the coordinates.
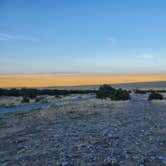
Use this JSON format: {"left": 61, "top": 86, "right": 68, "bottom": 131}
{"left": 0, "top": 81, "right": 166, "bottom": 165}
{"left": 0, "top": 92, "right": 166, "bottom": 165}
{"left": 1, "top": 74, "right": 166, "bottom": 88}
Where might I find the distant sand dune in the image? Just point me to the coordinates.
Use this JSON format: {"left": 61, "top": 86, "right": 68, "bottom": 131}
{"left": 0, "top": 74, "right": 166, "bottom": 88}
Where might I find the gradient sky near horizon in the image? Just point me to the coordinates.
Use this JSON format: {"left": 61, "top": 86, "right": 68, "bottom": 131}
{"left": 1, "top": 0, "right": 166, "bottom": 74}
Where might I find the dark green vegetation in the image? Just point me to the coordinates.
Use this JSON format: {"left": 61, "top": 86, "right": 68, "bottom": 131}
{"left": 96, "top": 84, "right": 130, "bottom": 100}
{"left": 134, "top": 89, "right": 165, "bottom": 101}
{"left": 148, "top": 92, "right": 163, "bottom": 101}
{"left": 135, "top": 89, "right": 166, "bottom": 94}
{"left": 0, "top": 85, "right": 131, "bottom": 101}
{"left": 134, "top": 89, "right": 147, "bottom": 94}
{"left": 0, "top": 85, "right": 130, "bottom": 100}
{"left": 21, "top": 96, "right": 30, "bottom": 103}
{"left": 0, "top": 88, "right": 97, "bottom": 98}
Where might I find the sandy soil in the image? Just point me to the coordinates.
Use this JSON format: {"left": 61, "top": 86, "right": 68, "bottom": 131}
{"left": 1, "top": 74, "right": 166, "bottom": 88}
{"left": 0, "top": 93, "right": 166, "bottom": 166}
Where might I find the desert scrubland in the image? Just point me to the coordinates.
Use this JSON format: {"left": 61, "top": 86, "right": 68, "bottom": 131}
{"left": 0, "top": 85, "right": 166, "bottom": 165}
{"left": 1, "top": 74, "right": 166, "bottom": 88}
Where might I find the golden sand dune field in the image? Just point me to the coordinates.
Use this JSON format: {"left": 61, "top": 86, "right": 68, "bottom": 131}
{"left": 0, "top": 74, "right": 166, "bottom": 88}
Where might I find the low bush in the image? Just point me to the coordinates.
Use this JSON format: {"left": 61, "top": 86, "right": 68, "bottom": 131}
{"left": 35, "top": 97, "right": 41, "bottom": 103}
{"left": 96, "top": 84, "right": 115, "bottom": 99}
{"left": 96, "top": 84, "right": 130, "bottom": 100}
{"left": 21, "top": 96, "right": 30, "bottom": 103}
{"left": 134, "top": 89, "right": 147, "bottom": 94}
{"left": 148, "top": 92, "right": 163, "bottom": 101}
{"left": 135, "top": 89, "right": 166, "bottom": 94}
{"left": 111, "top": 88, "right": 131, "bottom": 100}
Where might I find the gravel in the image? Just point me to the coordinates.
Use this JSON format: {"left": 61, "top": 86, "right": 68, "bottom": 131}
{"left": 0, "top": 94, "right": 166, "bottom": 166}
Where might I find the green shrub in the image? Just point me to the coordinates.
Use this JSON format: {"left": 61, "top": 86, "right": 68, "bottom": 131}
{"left": 134, "top": 89, "right": 147, "bottom": 94}
{"left": 148, "top": 92, "right": 163, "bottom": 101}
{"left": 96, "top": 84, "right": 115, "bottom": 99}
{"left": 111, "top": 88, "right": 130, "bottom": 100}
{"left": 96, "top": 84, "right": 130, "bottom": 100}
{"left": 35, "top": 97, "right": 41, "bottom": 103}
{"left": 21, "top": 96, "right": 30, "bottom": 103}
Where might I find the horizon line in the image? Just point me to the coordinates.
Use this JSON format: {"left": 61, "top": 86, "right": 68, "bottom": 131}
{"left": 1, "top": 72, "right": 166, "bottom": 75}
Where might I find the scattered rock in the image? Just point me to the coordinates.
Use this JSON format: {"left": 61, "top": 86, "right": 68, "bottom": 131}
{"left": 0, "top": 94, "right": 166, "bottom": 165}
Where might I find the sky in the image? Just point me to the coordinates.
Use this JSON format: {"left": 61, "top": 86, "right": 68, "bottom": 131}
{"left": 1, "top": 0, "right": 166, "bottom": 74}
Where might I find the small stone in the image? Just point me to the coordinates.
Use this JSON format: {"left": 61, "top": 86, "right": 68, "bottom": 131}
{"left": 110, "top": 157, "right": 118, "bottom": 164}
{"left": 61, "top": 161, "right": 68, "bottom": 166}
{"left": 1, "top": 162, "right": 8, "bottom": 166}
{"left": 158, "top": 156, "right": 166, "bottom": 165}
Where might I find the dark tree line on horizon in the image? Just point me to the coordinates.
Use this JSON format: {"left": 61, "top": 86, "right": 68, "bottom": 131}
{"left": 0, "top": 88, "right": 97, "bottom": 98}
{"left": 1, "top": 85, "right": 163, "bottom": 101}
{"left": 135, "top": 89, "right": 166, "bottom": 94}
{"left": 0, "top": 85, "right": 131, "bottom": 101}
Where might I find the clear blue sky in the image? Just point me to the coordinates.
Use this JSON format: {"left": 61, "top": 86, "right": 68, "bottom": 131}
{"left": 1, "top": 0, "right": 166, "bottom": 74}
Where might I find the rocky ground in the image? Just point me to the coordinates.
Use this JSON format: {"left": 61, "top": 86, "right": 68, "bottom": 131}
{"left": 0, "top": 94, "right": 166, "bottom": 166}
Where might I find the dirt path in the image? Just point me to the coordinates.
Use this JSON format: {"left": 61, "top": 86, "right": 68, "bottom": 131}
{"left": 0, "top": 98, "right": 166, "bottom": 166}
